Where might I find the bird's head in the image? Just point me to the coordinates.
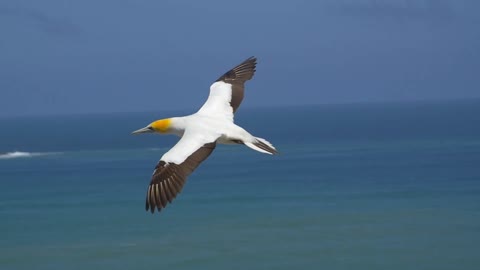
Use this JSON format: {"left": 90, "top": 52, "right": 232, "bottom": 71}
{"left": 132, "top": 118, "right": 172, "bottom": 134}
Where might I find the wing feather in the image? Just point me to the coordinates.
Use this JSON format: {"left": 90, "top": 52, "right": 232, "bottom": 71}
{"left": 145, "top": 142, "right": 216, "bottom": 213}
{"left": 198, "top": 57, "right": 257, "bottom": 117}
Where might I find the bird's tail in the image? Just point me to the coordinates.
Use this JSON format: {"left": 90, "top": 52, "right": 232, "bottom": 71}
{"left": 244, "top": 137, "right": 278, "bottom": 155}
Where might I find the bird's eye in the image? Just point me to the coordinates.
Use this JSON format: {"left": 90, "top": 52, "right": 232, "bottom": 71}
{"left": 147, "top": 126, "right": 154, "bottom": 130}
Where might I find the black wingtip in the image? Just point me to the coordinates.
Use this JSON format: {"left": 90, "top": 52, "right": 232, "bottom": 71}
{"left": 216, "top": 56, "right": 257, "bottom": 82}
{"left": 253, "top": 140, "right": 278, "bottom": 155}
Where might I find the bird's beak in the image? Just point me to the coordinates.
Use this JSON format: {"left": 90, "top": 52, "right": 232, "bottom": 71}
{"left": 132, "top": 126, "right": 153, "bottom": 135}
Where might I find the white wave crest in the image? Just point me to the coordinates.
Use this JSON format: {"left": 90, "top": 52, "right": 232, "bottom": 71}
{"left": 0, "top": 151, "right": 60, "bottom": 160}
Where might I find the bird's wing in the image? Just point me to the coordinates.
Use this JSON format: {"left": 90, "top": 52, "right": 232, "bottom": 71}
{"left": 145, "top": 130, "right": 217, "bottom": 213}
{"left": 197, "top": 57, "right": 257, "bottom": 118}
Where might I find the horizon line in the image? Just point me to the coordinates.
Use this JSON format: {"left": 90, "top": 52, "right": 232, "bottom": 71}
{"left": 1, "top": 97, "right": 479, "bottom": 119}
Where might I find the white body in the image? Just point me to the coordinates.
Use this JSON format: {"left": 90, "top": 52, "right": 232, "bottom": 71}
{"left": 161, "top": 81, "right": 275, "bottom": 164}
{"left": 162, "top": 112, "right": 262, "bottom": 164}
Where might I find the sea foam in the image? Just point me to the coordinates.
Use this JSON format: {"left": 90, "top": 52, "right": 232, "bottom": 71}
{"left": 0, "top": 151, "right": 60, "bottom": 160}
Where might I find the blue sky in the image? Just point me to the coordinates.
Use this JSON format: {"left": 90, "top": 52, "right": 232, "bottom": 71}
{"left": 1, "top": 0, "right": 479, "bottom": 116}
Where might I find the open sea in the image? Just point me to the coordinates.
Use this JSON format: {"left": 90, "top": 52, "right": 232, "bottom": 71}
{"left": 1, "top": 100, "right": 480, "bottom": 270}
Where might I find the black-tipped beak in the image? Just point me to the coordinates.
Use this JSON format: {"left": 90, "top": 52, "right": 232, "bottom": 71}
{"left": 132, "top": 126, "right": 154, "bottom": 135}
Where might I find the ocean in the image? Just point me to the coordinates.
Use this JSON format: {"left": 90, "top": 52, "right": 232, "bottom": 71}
{"left": 1, "top": 100, "right": 480, "bottom": 270}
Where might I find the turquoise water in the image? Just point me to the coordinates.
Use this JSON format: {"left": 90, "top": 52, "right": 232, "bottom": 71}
{"left": 1, "top": 101, "right": 480, "bottom": 269}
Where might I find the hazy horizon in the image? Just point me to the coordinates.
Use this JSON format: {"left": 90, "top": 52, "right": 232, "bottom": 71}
{"left": 1, "top": 97, "right": 478, "bottom": 119}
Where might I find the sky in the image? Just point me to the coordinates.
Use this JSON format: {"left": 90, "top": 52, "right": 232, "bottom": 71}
{"left": 1, "top": 0, "right": 479, "bottom": 116}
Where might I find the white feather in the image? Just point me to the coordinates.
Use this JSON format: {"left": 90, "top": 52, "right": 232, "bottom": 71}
{"left": 255, "top": 137, "right": 276, "bottom": 151}
{"left": 161, "top": 126, "right": 218, "bottom": 164}
{"left": 160, "top": 78, "right": 277, "bottom": 164}
{"left": 244, "top": 142, "right": 272, "bottom": 154}
{"left": 197, "top": 81, "right": 234, "bottom": 121}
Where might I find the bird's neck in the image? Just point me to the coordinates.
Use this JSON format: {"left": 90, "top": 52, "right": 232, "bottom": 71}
{"left": 168, "top": 117, "right": 187, "bottom": 137}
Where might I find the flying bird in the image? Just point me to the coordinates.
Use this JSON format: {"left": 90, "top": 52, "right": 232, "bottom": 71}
{"left": 132, "top": 57, "right": 277, "bottom": 213}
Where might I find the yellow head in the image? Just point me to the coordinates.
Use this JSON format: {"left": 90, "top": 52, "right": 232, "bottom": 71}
{"left": 150, "top": 119, "right": 172, "bottom": 133}
{"left": 132, "top": 118, "right": 172, "bottom": 134}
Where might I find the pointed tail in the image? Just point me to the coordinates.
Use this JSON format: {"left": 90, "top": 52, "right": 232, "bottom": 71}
{"left": 244, "top": 137, "right": 278, "bottom": 155}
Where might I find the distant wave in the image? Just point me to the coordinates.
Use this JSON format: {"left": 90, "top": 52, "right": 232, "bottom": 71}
{"left": 0, "top": 151, "right": 61, "bottom": 160}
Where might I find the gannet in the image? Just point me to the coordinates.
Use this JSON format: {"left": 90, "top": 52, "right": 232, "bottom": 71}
{"left": 132, "top": 57, "right": 277, "bottom": 213}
